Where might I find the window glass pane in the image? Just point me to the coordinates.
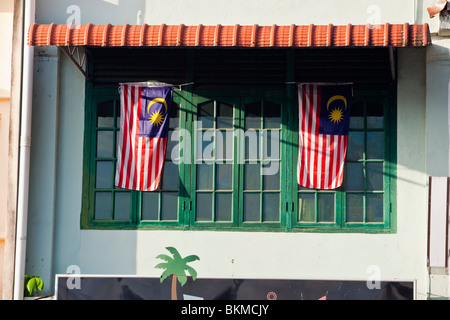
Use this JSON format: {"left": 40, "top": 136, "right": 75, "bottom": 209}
{"left": 116, "top": 102, "right": 120, "bottom": 128}
{"left": 245, "top": 102, "right": 262, "bottom": 129}
{"left": 366, "top": 162, "right": 383, "bottom": 191}
{"left": 298, "top": 193, "right": 315, "bottom": 222}
{"left": 367, "top": 132, "right": 384, "bottom": 159}
{"left": 216, "top": 193, "right": 232, "bottom": 222}
{"left": 96, "top": 161, "right": 113, "bottom": 189}
{"left": 166, "top": 130, "right": 179, "bottom": 160}
{"left": 262, "top": 193, "right": 280, "bottom": 222}
{"left": 116, "top": 130, "right": 120, "bottom": 153}
{"left": 197, "top": 163, "right": 213, "bottom": 190}
{"left": 162, "top": 161, "right": 179, "bottom": 190}
{"left": 216, "top": 130, "right": 233, "bottom": 161}
{"left": 318, "top": 193, "right": 334, "bottom": 222}
{"left": 346, "top": 162, "right": 364, "bottom": 191}
{"left": 244, "top": 163, "right": 260, "bottom": 190}
{"left": 94, "top": 192, "right": 112, "bottom": 220}
{"left": 262, "top": 130, "right": 279, "bottom": 160}
{"left": 366, "top": 194, "right": 383, "bottom": 223}
{"left": 114, "top": 192, "right": 131, "bottom": 220}
{"left": 217, "top": 102, "right": 233, "bottom": 128}
{"left": 243, "top": 193, "right": 260, "bottom": 222}
{"left": 263, "top": 102, "right": 281, "bottom": 129}
{"left": 347, "top": 131, "right": 364, "bottom": 161}
{"left": 198, "top": 102, "right": 214, "bottom": 128}
{"left": 97, "top": 100, "right": 114, "bottom": 128}
{"left": 244, "top": 130, "right": 260, "bottom": 161}
{"left": 169, "top": 102, "right": 179, "bottom": 129}
{"left": 346, "top": 194, "right": 363, "bottom": 222}
{"left": 263, "top": 166, "right": 280, "bottom": 190}
{"left": 216, "top": 163, "right": 232, "bottom": 190}
{"left": 97, "top": 131, "right": 114, "bottom": 158}
{"left": 141, "top": 192, "right": 159, "bottom": 220}
{"left": 197, "top": 131, "right": 214, "bottom": 161}
{"left": 225, "top": 130, "right": 234, "bottom": 161}
{"left": 367, "top": 102, "right": 384, "bottom": 129}
{"left": 161, "top": 192, "right": 178, "bottom": 220}
{"left": 196, "top": 193, "right": 212, "bottom": 221}
{"left": 349, "top": 101, "right": 364, "bottom": 129}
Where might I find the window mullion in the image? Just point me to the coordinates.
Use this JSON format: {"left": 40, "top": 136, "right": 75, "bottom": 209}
{"left": 260, "top": 102, "right": 264, "bottom": 223}
{"left": 236, "top": 124, "right": 242, "bottom": 228}
{"left": 234, "top": 100, "right": 242, "bottom": 228}
{"left": 212, "top": 101, "right": 217, "bottom": 223}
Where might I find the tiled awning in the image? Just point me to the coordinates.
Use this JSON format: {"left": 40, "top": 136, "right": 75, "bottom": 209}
{"left": 28, "top": 23, "right": 431, "bottom": 48}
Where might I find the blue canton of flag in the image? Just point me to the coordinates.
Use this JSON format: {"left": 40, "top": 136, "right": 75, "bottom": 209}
{"left": 319, "top": 84, "right": 352, "bottom": 136}
{"left": 139, "top": 86, "right": 172, "bottom": 138}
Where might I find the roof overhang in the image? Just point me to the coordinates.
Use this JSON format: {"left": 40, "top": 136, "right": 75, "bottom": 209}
{"left": 28, "top": 23, "right": 431, "bottom": 48}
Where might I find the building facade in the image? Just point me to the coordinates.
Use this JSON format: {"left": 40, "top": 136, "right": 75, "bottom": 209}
{"left": 3, "top": 0, "right": 450, "bottom": 300}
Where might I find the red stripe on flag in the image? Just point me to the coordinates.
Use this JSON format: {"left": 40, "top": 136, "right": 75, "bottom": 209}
{"left": 298, "top": 85, "right": 305, "bottom": 186}
{"left": 116, "top": 84, "right": 128, "bottom": 188}
{"left": 320, "top": 134, "right": 326, "bottom": 189}
{"left": 305, "top": 84, "right": 313, "bottom": 188}
{"left": 314, "top": 85, "right": 320, "bottom": 188}
{"left": 149, "top": 138, "right": 156, "bottom": 190}
{"left": 123, "top": 84, "right": 134, "bottom": 189}
{"left": 130, "top": 85, "right": 138, "bottom": 190}
{"left": 143, "top": 137, "right": 150, "bottom": 191}
{"left": 327, "top": 135, "right": 337, "bottom": 189}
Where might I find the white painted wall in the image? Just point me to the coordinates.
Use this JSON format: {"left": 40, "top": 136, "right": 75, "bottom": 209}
{"left": 141, "top": 0, "right": 415, "bottom": 26}
{"left": 26, "top": 0, "right": 440, "bottom": 299}
{"left": 25, "top": 47, "right": 59, "bottom": 293}
{"left": 427, "top": 38, "right": 450, "bottom": 177}
{"left": 36, "top": 0, "right": 415, "bottom": 26}
{"left": 425, "top": 34, "right": 450, "bottom": 300}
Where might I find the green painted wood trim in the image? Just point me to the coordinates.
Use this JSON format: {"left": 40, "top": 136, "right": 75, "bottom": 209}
{"left": 80, "top": 80, "right": 94, "bottom": 229}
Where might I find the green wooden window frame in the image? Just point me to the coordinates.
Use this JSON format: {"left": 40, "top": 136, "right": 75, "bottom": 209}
{"left": 188, "top": 94, "right": 287, "bottom": 229}
{"left": 82, "top": 87, "right": 187, "bottom": 230}
{"left": 292, "top": 91, "right": 396, "bottom": 232}
{"left": 81, "top": 47, "right": 396, "bottom": 233}
{"left": 81, "top": 84, "right": 396, "bottom": 233}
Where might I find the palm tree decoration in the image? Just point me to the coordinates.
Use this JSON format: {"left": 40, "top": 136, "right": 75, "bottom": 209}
{"left": 155, "top": 247, "right": 200, "bottom": 300}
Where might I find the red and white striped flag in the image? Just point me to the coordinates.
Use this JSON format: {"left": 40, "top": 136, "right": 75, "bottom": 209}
{"left": 297, "top": 83, "right": 353, "bottom": 189}
{"left": 115, "top": 83, "right": 172, "bottom": 191}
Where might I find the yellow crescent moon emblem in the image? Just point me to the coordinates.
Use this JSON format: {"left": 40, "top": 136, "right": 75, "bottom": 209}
{"left": 326, "top": 95, "right": 347, "bottom": 111}
{"left": 147, "top": 98, "right": 168, "bottom": 115}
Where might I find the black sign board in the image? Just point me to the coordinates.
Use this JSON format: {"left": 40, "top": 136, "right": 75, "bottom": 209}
{"left": 55, "top": 275, "right": 415, "bottom": 300}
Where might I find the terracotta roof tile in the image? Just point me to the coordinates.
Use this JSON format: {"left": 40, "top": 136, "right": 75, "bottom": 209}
{"left": 28, "top": 23, "right": 431, "bottom": 48}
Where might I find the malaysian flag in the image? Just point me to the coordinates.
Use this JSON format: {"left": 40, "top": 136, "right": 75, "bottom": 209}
{"left": 115, "top": 83, "right": 172, "bottom": 191}
{"left": 297, "top": 83, "right": 353, "bottom": 189}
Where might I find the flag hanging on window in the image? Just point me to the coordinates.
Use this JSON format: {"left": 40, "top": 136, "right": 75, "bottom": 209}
{"left": 297, "top": 83, "right": 353, "bottom": 189}
{"left": 115, "top": 83, "right": 173, "bottom": 191}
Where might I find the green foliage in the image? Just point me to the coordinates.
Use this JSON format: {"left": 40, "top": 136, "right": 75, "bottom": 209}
{"left": 24, "top": 275, "right": 44, "bottom": 297}
{"left": 155, "top": 247, "right": 200, "bottom": 286}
